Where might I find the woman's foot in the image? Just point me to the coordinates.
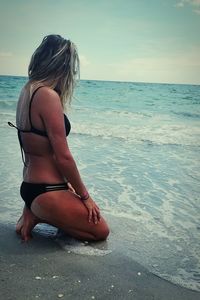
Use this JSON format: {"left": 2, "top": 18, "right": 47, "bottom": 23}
{"left": 16, "top": 206, "right": 40, "bottom": 241}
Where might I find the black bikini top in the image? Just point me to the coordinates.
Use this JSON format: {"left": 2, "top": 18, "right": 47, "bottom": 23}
{"left": 8, "top": 86, "right": 71, "bottom": 165}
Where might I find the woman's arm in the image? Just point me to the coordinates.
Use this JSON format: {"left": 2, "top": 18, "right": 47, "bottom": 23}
{"left": 36, "top": 87, "right": 88, "bottom": 197}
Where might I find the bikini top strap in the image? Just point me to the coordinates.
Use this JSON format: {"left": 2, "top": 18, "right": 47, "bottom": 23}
{"left": 29, "top": 86, "right": 44, "bottom": 128}
{"left": 7, "top": 121, "right": 30, "bottom": 133}
{"left": 17, "top": 130, "right": 27, "bottom": 167}
{"left": 8, "top": 121, "right": 18, "bottom": 129}
{"left": 8, "top": 122, "right": 27, "bottom": 166}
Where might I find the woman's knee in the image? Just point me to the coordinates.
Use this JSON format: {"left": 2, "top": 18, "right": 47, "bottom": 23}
{"left": 94, "top": 222, "right": 110, "bottom": 241}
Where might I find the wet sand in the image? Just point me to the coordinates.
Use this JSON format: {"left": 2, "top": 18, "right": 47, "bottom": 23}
{"left": 0, "top": 223, "right": 200, "bottom": 300}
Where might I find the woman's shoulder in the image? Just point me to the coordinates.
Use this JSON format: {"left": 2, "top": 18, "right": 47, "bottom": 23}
{"left": 31, "top": 85, "right": 63, "bottom": 116}
{"left": 30, "top": 84, "right": 60, "bottom": 104}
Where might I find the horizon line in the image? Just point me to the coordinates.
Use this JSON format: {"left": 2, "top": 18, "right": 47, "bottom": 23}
{"left": 0, "top": 73, "right": 199, "bottom": 86}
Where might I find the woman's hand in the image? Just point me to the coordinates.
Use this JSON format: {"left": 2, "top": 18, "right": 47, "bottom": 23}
{"left": 83, "top": 196, "right": 101, "bottom": 224}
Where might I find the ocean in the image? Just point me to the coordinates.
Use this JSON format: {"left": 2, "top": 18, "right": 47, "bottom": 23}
{"left": 0, "top": 75, "right": 200, "bottom": 292}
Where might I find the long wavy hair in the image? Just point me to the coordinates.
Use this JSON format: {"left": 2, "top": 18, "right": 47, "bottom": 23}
{"left": 28, "top": 34, "right": 80, "bottom": 107}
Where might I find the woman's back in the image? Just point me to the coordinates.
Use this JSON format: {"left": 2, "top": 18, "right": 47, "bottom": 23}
{"left": 16, "top": 84, "right": 65, "bottom": 183}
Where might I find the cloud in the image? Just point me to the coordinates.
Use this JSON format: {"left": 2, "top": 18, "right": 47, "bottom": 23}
{"left": 79, "top": 55, "right": 90, "bottom": 67}
{"left": 193, "top": 8, "right": 200, "bottom": 13}
{"left": 175, "top": 2, "right": 185, "bottom": 7}
{"left": 177, "top": 0, "right": 200, "bottom": 6}
{"left": 0, "top": 52, "right": 13, "bottom": 57}
{"left": 189, "top": 0, "right": 200, "bottom": 5}
{"left": 106, "top": 47, "right": 200, "bottom": 84}
{"left": 175, "top": 0, "right": 200, "bottom": 14}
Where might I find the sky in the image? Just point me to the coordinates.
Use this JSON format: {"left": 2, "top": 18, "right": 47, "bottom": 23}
{"left": 0, "top": 0, "right": 200, "bottom": 84}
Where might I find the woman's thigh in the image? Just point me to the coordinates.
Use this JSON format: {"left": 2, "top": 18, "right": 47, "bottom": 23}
{"left": 31, "top": 190, "right": 109, "bottom": 240}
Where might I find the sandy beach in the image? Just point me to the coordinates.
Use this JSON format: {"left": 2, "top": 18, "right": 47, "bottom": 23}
{"left": 1, "top": 220, "right": 199, "bottom": 300}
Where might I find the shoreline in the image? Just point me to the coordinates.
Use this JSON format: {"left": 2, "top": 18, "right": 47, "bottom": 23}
{"left": 0, "top": 74, "right": 199, "bottom": 86}
{"left": 0, "top": 222, "right": 199, "bottom": 300}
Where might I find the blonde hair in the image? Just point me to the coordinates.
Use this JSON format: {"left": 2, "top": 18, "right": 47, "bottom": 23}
{"left": 28, "top": 34, "right": 80, "bottom": 107}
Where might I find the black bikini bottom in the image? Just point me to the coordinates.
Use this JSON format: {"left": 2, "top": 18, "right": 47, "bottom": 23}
{"left": 20, "top": 181, "right": 69, "bottom": 209}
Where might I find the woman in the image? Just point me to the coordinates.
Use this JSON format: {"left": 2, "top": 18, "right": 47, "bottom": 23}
{"left": 9, "top": 34, "right": 109, "bottom": 242}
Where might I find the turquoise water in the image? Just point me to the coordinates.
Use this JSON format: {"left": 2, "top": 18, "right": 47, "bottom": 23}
{"left": 0, "top": 75, "right": 200, "bottom": 291}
